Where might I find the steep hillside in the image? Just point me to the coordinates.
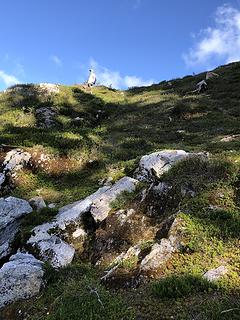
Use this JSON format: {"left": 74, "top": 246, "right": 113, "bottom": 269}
{"left": 0, "top": 62, "right": 239, "bottom": 320}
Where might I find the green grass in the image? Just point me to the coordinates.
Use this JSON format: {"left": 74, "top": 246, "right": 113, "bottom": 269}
{"left": 152, "top": 274, "right": 218, "bottom": 299}
{"left": 0, "top": 62, "right": 240, "bottom": 320}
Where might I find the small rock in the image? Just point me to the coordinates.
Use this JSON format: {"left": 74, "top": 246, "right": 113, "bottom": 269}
{"left": 0, "top": 253, "right": 44, "bottom": 308}
{"left": 0, "top": 173, "right": 6, "bottom": 187}
{"left": 140, "top": 240, "right": 174, "bottom": 271}
{"left": 48, "top": 203, "right": 56, "bottom": 209}
{"left": 203, "top": 266, "right": 228, "bottom": 282}
{"left": 29, "top": 196, "right": 46, "bottom": 212}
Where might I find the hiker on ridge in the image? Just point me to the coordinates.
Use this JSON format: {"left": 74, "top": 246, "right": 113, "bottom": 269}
{"left": 87, "top": 69, "right": 96, "bottom": 87}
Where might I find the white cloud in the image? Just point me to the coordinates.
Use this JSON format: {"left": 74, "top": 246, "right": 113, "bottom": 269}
{"left": 50, "top": 55, "right": 62, "bottom": 66}
{"left": 184, "top": 4, "right": 240, "bottom": 67}
{"left": 89, "top": 58, "right": 154, "bottom": 89}
{"left": 0, "top": 70, "right": 20, "bottom": 87}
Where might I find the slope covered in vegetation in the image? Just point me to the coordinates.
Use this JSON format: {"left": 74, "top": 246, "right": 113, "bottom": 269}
{"left": 0, "top": 62, "right": 239, "bottom": 320}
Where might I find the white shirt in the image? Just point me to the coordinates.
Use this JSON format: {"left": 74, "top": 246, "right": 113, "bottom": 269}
{"left": 88, "top": 71, "right": 96, "bottom": 85}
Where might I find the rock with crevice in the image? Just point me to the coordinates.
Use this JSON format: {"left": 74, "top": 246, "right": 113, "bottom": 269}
{"left": 0, "top": 253, "right": 44, "bottom": 308}
{"left": 134, "top": 150, "right": 208, "bottom": 182}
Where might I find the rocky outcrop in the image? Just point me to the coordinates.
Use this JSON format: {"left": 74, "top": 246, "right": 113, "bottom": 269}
{"left": 134, "top": 150, "right": 208, "bottom": 182}
{"left": 28, "top": 177, "right": 138, "bottom": 268}
{"left": 0, "top": 253, "right": 44, "bottom": 308}
{"left": 0, "top": 197, "right": 32, "bottom": 260}
{"left": 37, "top": 83, "right": 60, "bottom": 95}
{"left": 36, "top": 236, "right": 75, "bottom": 268}
{"left": 5, "top": 83, "right": 59, "bottom": 97}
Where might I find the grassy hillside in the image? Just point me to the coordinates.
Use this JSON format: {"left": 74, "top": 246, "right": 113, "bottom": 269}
{"left": 0, "top": 62, "right": 240, "bottom": 320}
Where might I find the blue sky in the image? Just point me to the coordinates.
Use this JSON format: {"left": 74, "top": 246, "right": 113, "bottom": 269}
{"left": 1, "top": 0, "right": 240, "bottom": 89}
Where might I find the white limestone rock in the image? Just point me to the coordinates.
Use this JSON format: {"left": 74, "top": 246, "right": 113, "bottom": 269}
{"left": 134, "top": 150, "right": 208, "bottom": 182}
{"left": 0, "top": 196, "right": 32, "bottom": 230}
{"left": 36, "top": 236, "right": 75, "bottom": 268}
{"left": 0, "top": 253, "right": 44, "bottom": 308}
{"left": 140, "top": 240, "right": 174, "bottom": 272}
{"left": 3, "top": 149, "right": 31, "bottom": 173}
{"left": 203, "top": 266, "right": 228, "bottom": 282}
{"left": 90, "top": 176, "right": 139, "bottom": 223}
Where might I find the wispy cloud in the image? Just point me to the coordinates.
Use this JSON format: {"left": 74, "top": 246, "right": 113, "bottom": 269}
{"left": 184, "top": 4, "right": 240, "bottom": 67}
{"left": 89, "top": 58, "right": 154, "bottom": 89}
{"left": 50, "top": 55, "right": 62, "bottom": 66}
{"left": 0, "top": 70, "right": 20, "bottom": 87}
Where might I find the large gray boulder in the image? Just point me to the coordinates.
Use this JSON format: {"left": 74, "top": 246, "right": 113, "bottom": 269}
{"left": 0, "top": 253, "right": 44, "bottom": 308}
{"left": 134, "top": 150, "right": 207, "bottom": 182}
{"left": 0, "top": 197, "right": 33, "bottom": 230}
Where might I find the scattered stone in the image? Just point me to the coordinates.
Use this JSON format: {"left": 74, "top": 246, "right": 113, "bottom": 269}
{"left": 0, "top": 149, "right": 31, "bottom": 194}
{"left": 134, "top": 150, "right": 207, "bottom": 182}
{"left": 29, "top": 196, "right": 46, "bottom": 212}
{"left": 0, "top": 253, "right": 44, "bottom": 308}
{"left": 220, "top": 134, "right": 240, "bottom": 142}
{"left": 3, "top": 149, "right": 31, "bottom": 173}
{"left": 203, "top": 266, "right": 228, "bottom": 282}
{"left": 48, "top": 203, "right": 56, "bottom": 209}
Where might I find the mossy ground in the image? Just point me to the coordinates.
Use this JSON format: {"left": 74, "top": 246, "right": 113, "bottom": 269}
{"left": 0, "top": 62, "right": 239, "bottom": 319}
